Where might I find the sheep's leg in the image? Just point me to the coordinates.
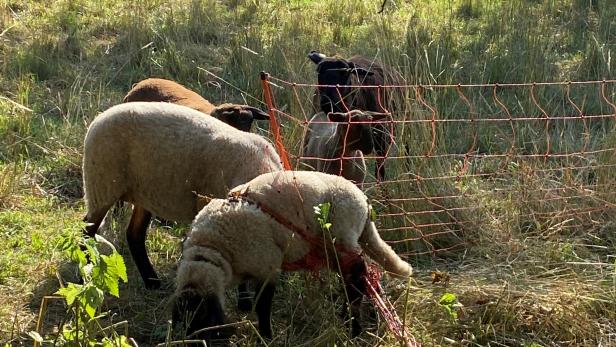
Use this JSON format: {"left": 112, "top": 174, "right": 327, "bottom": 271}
{"left": 254, "top": 280, "right": 276, "bottom": 339}
{"left": 237, "top": 282, "right": 253, "bottom": 312}
{"left": 340, "top": 259, "right": 368, "bottom": 337}
{"left": 125, "top": 206, "right": 158, "bottom": 289}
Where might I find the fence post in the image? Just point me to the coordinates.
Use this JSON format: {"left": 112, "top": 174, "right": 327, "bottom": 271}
{"left": 260, "top": 71, "right": 292, "bottom": 170}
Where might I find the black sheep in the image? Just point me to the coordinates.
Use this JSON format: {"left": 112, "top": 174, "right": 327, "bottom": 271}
{"left": 308, "top": 51, "right": 400, "bottom": 181}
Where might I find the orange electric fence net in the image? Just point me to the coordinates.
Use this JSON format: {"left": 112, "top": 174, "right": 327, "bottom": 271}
{"left": 260, "top": 74, "right": 616, "bottom": 261}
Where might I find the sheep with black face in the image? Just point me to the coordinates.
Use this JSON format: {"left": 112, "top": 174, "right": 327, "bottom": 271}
{"left": 172, "top": 171, "right": 412, "bottom": 342}
{"left": 308, "top": 51, "right": 401, "bottom": 181}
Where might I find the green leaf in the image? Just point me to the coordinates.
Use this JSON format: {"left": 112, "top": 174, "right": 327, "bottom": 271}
{"left": 320, "top": 202, "right": 331, "bottom": 220}
{"left": 92, "top": 265, "right": 118, "bottom": 298}
{"left": 56, "top": 283, "right": 84, "bottom": 305}
{"left": 313, "top": 202, "right": 333, "bottom": 232}
{"left": 60, "top": 233, "right": 87, "bottom": 266}
{"left": 83, "top": 237, "right": 100, "bottom": 265}
{"left": 102, "top": 335, "right": 132, "bottom": 347}
{"left": 370, "top": 207, "right": 378, "bottom": 222}
{"left": 443, "top": 305, "right": 458, "bottom": 320}
{"left": 439, "top": 292, "right": 458, "bottom": 305}
{"left": 104, "top": 252, "right": 128, "bottom": 283}
{"left": 105, "top": 276, "right": 119, "bottom": 298}
{"left": 72, "top": 247, "right": 88, "bottom": 267}
{"left": 61, "top": 326, "right": 83, "bottom": 346}
{"left": 438, "top": 292, "right": 460, "bottom": 321}
{"left": 79, "top": 285, "right": 104, "bottom": 318}
{"left": 92, "top": 253, "right": 127, "bottom": 298}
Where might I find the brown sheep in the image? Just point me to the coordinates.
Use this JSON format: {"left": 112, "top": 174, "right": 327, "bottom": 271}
{"left": 124, "top": 78, "right": 269, "bottom": 132}
{"left": 308, "top": 51, "right": 401, "bottom": 181}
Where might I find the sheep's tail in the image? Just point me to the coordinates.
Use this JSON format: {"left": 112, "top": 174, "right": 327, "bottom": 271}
{"left": 359, "top": 215, "right": 412, "bottom": 278}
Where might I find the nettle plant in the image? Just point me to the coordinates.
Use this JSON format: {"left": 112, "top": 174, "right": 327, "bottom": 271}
{"left": 439, "top": 292, "right": 463, "bottom": 323}
{"left": 41, "top": 228, "right": 130, "bottom": 346}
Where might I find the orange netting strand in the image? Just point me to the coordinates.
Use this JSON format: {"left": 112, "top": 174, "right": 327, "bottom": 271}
{"left": 364, "top": 264, "right": 419, "bottom": 347}
{"left": 258, "top": 75, "right": 616, "bottom": 264}
{"left": 261, "top": 72, "right": 292, "bottom": 170}
{"left": 602, "top": 81, "right": 616, "bottom": 116}
{"left": 269, "top": 107, "right": 616, "bottom": 127}
{"left": 416, "top": 85, "right": 437, "bottom": 156}
{"left": 260, "top": 73, "right": 423, "bottom": 345}
{"left": 266, "top": 76, "right": 616, "bottom": 88}
{"left": 566, "top": 82, "right": 591, "bottom": 154}
{"left": 237, "top": 189, "right": 419, "bottom": 345}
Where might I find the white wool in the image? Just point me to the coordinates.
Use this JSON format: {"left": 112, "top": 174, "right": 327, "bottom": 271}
{"left": 178, "top": 171, "right": 412, "bottom": 296}
{"left": 176, "top": 245, "right": 233, "bottom": 300}
{"left": 82, "top": 102, "right": 283, "bottom": 223}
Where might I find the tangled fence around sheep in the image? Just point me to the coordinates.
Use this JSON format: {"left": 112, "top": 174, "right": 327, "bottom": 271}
{"left": 259, "top": 73, "right": 616, "bottom": 262}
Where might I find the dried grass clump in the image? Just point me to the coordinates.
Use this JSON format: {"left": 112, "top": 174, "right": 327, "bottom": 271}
{"left": 396, "top": 262, "right": 615, "bottom": 346}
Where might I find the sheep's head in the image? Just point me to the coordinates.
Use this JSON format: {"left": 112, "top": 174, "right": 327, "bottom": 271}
{"left": 172, "top": 287, "right": 232, "bottom": 344}
{"left": 172, "top": 249, "right": 234, "bottom": 344}
{"left": 327, "top": 110, "right": 390, "bottom": 155}
{"left": 308, "top": 51, "right": 374, "bottom": 113}
{"left": 211, "top": 104, "right": 269, "bottom": 132}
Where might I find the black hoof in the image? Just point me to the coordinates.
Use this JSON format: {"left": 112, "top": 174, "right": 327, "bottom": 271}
{"left": 237, "top": 296, "right": 253, "bottom": 312}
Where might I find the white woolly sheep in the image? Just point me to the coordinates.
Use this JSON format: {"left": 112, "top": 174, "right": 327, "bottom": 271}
{"left": 124, "top": 78, "right": 270, "bottom": 132}
{"left": 301, "top": 110, "right": 391, "bottom": 186}
{"left": 82, "top": 102, "right": 283, "bottom": 289}
{"left": 172, "top": 170, "right": 412, "bottom": 341}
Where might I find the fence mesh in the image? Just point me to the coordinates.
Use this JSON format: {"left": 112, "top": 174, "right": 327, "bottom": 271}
{"left": 260, "top": 75, "right": 616, "bottom": 260}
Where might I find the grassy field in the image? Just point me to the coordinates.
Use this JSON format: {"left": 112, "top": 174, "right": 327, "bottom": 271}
{"left": 1, "top": 0, "right": 615, "bottom": 346}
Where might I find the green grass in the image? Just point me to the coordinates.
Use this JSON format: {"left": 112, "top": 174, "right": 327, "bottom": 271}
{"left": 1, "top": 0, "right": 615, "bottom": 345}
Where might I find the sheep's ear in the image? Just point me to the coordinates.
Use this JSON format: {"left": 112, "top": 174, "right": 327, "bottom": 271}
{"left": 243, "top": 106, "right": 270, "bottom": 120}
{"left": 210, "top": 104, "right": 234, "bottom": 118}
{"left": 308, "top": 51, "right": 327, "bottom": 64}
{"left": 327, "top": 112, "right": 350, "bottom": 123}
